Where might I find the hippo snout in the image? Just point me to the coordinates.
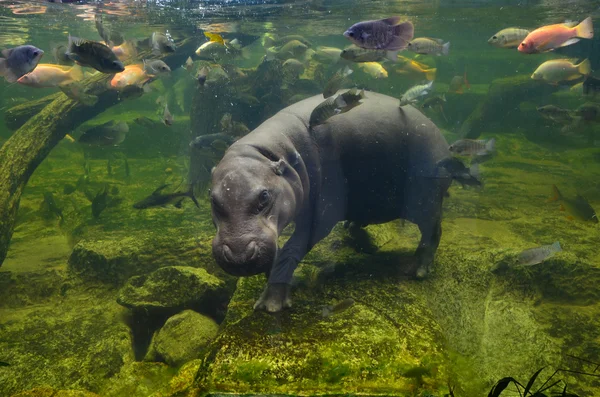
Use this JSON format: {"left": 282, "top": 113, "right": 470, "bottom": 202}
{"left": 222, "top": 241, "right": 258, "bottom": 264}
{"left": 213, "top": 234, "right": 276, "bottom": 277}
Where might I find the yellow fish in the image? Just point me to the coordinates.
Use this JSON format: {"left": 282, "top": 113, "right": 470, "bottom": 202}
{"left": 358, "top": 62, "right": 388, "bottom": 79}
{"left": 204, "top": 32, "right": 225, "bottom": 45}
{"left": 396, "top": 55, "right": 436, "bottom": 81}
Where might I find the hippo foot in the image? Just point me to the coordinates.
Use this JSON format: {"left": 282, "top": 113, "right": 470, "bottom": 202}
{"left": 403, "top": 251, "right": 434, "bottom": 279}
{"left": 254, "top": 283, "right": 292, "bottom": 313}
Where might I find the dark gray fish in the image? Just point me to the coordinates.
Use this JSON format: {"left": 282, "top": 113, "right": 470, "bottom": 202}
{"left": 575, "top": 102, "right": 600, "bottom": 122}
{"left": 63, "top": 184, "right": 76, "bottom": 195}
{"left": 537, "top": 105, "right": 574, "bottom": 125}
{"left": 340, "top": 45, "right": 394, "bottom": 63}
{"left": 422, "top": 94, "right": 446, "bottom": 109}
{"left": 134, "top": 116, "right": 159, "bottom": 128}
{"left": 133, "top": 184, "right": 199, "bottom": 209}
{"left": 42, "top": 192, "right": 63, "bottom": 220}
{"left": 436, "top": 157, "right": 482, "bottom": 188}
{"left": 323, "top": 66, "right": 353, "bottom": 98}
{"left": 310, "top": 88, "right": 365, "bottom": 127}
{"left": 151, "top": 32, "right": 176, "bottom": 55}
{"left": 517, "top": 241, "right": 561, "bottom": 266}
{"left": 143, "top": 59, "right": 171, "bottom": 75}
{"left": 0, "top": 361, "right": 10, "bottom": 367}
{"left": 190, "top": 133, "right": 237, "bottom": 150}
{"left": 66, "top": 35, "right": 124, "bottom": 74}
{"left": 344, "top": 16, "right": 414, "bottom": 51}
{"left": 322, "top": 298, "right": 355, "bottom": 317}
{"left": 448, "top": 138, "right": 495, "bottom": 157}
{"left": 52, "top": 44, "right": 73, "bottom": 66}
{"left": 92, "top": 184, "right": 109, "bottom": 218}
{"left": 79, "top": 121, "right": 128, "bottom": 146}
{"left": 163, "top": 104, "right": 173, "bottom": 126}
{"left": 0, "top": 45, "right": 44, "bottom": 83}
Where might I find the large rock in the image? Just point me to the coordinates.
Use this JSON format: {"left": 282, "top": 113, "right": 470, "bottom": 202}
{"left": 11, "top": 388, "right": 100, "bottom": 397}
{"left": 117, "top": 266, "right": 226, "bottom": 315}
{"left": 145, "top": 310, "right": 219, "bottom": 367}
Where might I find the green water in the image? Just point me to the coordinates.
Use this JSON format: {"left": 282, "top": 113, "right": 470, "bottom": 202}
{"left": 1, "top": 1, "right": 600, "bottom": 396}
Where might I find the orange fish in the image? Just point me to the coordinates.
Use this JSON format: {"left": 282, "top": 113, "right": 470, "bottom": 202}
{"left": 17, "top": 64, "right": 83, "bottom": 88}
{"left": 110, "top": 64, "right": 150, "bottom": 89}
{"left": 111, "top": 41, "right": 137, "bottom": 62}
{"left": 449, "top": 69, "right": 470, "bottom": 94}
{"left": 518, "top": 17, "right": 593, "bottom": 53}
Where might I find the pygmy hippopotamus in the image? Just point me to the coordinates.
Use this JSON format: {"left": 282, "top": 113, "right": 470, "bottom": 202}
{"left": 209, "top": 91, "right": 454, "bottom": 312}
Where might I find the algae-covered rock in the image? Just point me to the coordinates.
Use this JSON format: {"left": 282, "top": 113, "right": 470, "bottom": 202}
{"left": 99, "top": 361, "right": 174, "bottom": 397}
{"left": 11, "top": 388, "right": 101, "bottom": 397}
{"left": 146, "top": 310, "right": 219, "bottom": 367}
{"left": 117, "top": 266, "right": 225, "bottom": 313}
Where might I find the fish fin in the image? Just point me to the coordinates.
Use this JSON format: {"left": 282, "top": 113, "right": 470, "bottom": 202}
{"left": 334, "top": 95, "right": 347, "bottom": 108}
{"left": 174, "top": 198, "right": 185, "bottom": 208}
{"left": 322, "top": 305, "right": 333, "bottom": 317}
{"left": 428, "top": 37, "right": 446, "bottom": 44}
{"left": 558, "top": 38, "right": 580, "bottom": 48}
{"left": 388, "top": 21, "right": 415, "bottom": 51}
{"left": 68, "top": 35, "right": 85, "bottom": 50}
{"left": 1, "top": 67, "right": 19, "bottom": 83}
{"left": 386, "top": 50, "right": 399, "bottom": 62}
{"left": 425, "top": 68, "right": 437, "bottom": 81}
{"left": 441, "top": 41, "right": 450, "bottom": 55}
{"left": 342, "top": 65, "right": 353, "bottom": 77}
{"left": 549, "top": 185, "right": 562, "bottom": 202}
{"left": 485, "top": 138, "right": 496, "bottom": 152}
{"left": 152, "top": 184, "right": 170, "bottom": 195}
{"left": 189, "top": 189, "right": 200, "bottom": 208}
{"left": 440, "top": 93, "right": 446, "bottom": 102}
{"left": 381, "top": 16, "right": 403, "bottom": 26}
{"left": 68, "top": 64, "right": 84, "bottom": 82}
{"left": 1, "top": 48, "right": 13, "bottom": 58}
{"left": 551, "top": 241, "right": 562, "bottom": 252}
{"left": 575, "top": 16, "right": 594, "bottom": 39}
{"left": 577, "top": 59, "right": 591, "bottom": 76}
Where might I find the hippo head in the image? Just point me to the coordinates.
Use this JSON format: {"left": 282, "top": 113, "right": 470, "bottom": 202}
{"left": 210, "top": 145, "right": 303, "bottom": 277}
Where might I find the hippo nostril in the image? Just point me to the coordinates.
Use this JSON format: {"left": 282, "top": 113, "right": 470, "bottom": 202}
{"left": 246, "top": 241, "right": 258, "bottom": 261}
{"left": 223, "top": 244, "right": 234, "bottom": 263}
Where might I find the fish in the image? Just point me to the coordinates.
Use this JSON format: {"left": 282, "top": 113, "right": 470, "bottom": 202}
{"left": 400, "top": 81, "right": 433, "bottom": 106}
{"left": 0, "top": 362, "right": 10, "bottom": 367}
{"left": 531, "top": 59, "right": 591, "bottom": 84}
{"left": 190, "top": 133, "right": 237, "bottom": 150}
{"left": 549, "top": 185, "right": 598, "bottom": 223}
{"left": 582, "top": 75, "right": 600, "bottom": 96}
{"left": 435, "top": 157, "right": 482, "bottom": 188}
{"left": 197, "top": 66, "right": 209, "bottom": 86}
{"left": 110, "top": 64, "right": 150, "bottom": 89}
{"left": 358, "top": 62, "right": 388, "bottom": 79}
{"left": 570, "top": 82, "right": 583, "bottom": 95}
{"left": 448, "top": 138, "right": 495, "bottom": 157}
{"left": 517, "top": 241, "right": 562, "bottom": 266}
{"left": 282, "top": 58, "right": 305, "bottom": 76}
{"left": 143, "top": 59, "right": 171, "bottom": 75}
{"left": 264, "top": 34, "right": 311, "bottom": 48}
{"left": 63, "top": 184, "right": 76, "bottom": 195}
{"left": 151, "top": 32, "right": 176, "bottom": 55}
{"left": 449, "top": 71, "right": 470, "bottom": 93}
{"left": 237, "top": 93, "right": 260, "bottom": 107}
{"left": 537, "top": 105, "right": 575, "bottom": 125}
{"left": 91, "top": 184, "right": 109, "bottom": 218}
{"left": 323, "top": 66, "right": 353, "bottom": 98}
{"left": 133, "top": 184, "right": 199, "bottom": 209}
{"left": 422, "top": 94, "right": 446, "bottom": 109}
{"left": 310, "top": 88, "right": 365, "bottom": 128}
{"left": 519, "top": 17, "right": 593, "bottom": 54}
{"left": 312, "top": 46, "right": 342, "bottom": 64}
{"left": 340, "top": 45, "right": 397, "bottom": 63}
{"left": 322, "top": 298, "right": 355, "bottom": 317}
{"left": 266, "top": 40, "right": 309, "bottom": 61}
{"left": 407, "top": 37, "right": 450, "bottom": 56}
{"left": 163, "top": 104, "right": 173, "bottom": 126}
{"left": 134, "top": 116, "right": 159, "bottom": 128}
{"left": 17, "top": 64, "right": 83, "bottom": 88}
{"left": 111, "top": 40, "right": 137, "bottom": 62}
{"left": 344, "top": 16, "right": 414, "bottom": 51}
{"left": 66, "top": 35, "right": 124, "bottom": 74}
{"left": 52, "top": 43, "right": 73, "bottom": 65}
{"left": 59, "top": 81, "right": 99, "bottom": 106}
{"left": 395, "top": 55, "right": 436, "bottom": 81}
{"left": 0, "top": 45, "right": 44, "bottom": 83}
{"left": 42, "top": 192, "right": 63, "bottom": 220}
{"left": 575, "top": 102, "right": 600, "bottom": 122}
{"left": 95, "top": 14, "right": 124, "bottom": 46}
{"left": 488, "top": 28, "right": 530, "bottom": 48}
{"left": 79, "top": 121, "right": 129, "bottom": 146}
{"left": 183, "top": 56, "right": 194, "bottom": 72}
{"left": 195, "top": 41, "right": 228, "bottom": 60}
{"left": 204, "top": 32, "right": 225, "bottom": 45}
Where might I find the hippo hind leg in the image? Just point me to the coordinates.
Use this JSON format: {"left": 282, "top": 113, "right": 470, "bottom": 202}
{"left": 407, "top": 215, "right": 442, "bottom": 279}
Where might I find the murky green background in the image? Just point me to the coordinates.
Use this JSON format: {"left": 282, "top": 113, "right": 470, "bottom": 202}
{"left": 1, "top": 1, "right": 600, "bottom": 396}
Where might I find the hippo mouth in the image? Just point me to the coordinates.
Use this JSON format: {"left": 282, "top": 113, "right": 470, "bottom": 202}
{"left": 213, "top": 239, "right": 276, "bottom": 277}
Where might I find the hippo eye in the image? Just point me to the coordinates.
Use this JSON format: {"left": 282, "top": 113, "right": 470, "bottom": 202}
{"left": 257, "top": 190, "right": 271, "bottom": 210}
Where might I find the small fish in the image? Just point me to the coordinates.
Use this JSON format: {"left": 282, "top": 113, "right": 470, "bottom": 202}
{"left": 519, "top": 17, "right": 593, "bottom": 54}
{"left": 449, "top": 138, "right": 495, "bottom": 156}
{"left": 312, "top": 46, "right": 342, "bottom": 64}
{"left": 0, "top": 362, "right": 10, "bottom": 367}
{"left": 488, "top": 28, "right": 530, "bottom": 48}
{"left": 143, "top": 59, "right": 171, "bottom": 75}
{"left": 79, "top": 121, "right": 129, "bottom": 146}
{"left": 95, "top": 14, "right": 124, "bottom": 46}
{"left": 358, "top": 62, "right": 388, "bottom": 79}
{"left": 395, "top": 55, "right": 436, "bottom": 81}
{"left": 583, "top": 75, "right": 600, "bottom": 96}
{"left": 184, "top": 56, "right": 194, "bottom": 72}
{"left": 400, "top": 81, "right": 433, "bottom": 106}
{"left": 152, "top": 32, "right": 176, "bottom": 55}
{"left": 60, "top": 81, "right": 99, "bottom": 106}
{"left": 323, "top": 66, "right": 353, "bottom": 98}
{"left": 422, "top": 94, "right": 446, "bottom": 109}
{"left": 190, "top": 133, "right": 237, "bottom": 150}
{"left": 237, "top": 93, "right": 260, "bottom": 107}
{"left": 531, "top": 59, "right": 591, "bottom": 84}
{"left": 549, "top": 185, "right": 598, "bottom": 223}
{"left": 63, "top": 184, "right": 76, "bottom": 195}
{"left": 163, "top": 104, "right": 173, "bottom": 126}
{"left": 266, "top": 40, "right": 309, "bottom": 61}
{"left": 310, "top": 88, "right": 365, "bottom": 128}
{"left": 197, "top": 66, "right": 209, "bottom": 86}
{"left": 110, "top": 64, "right": 150, "bottom": 89}
{"left": 322, "top": 298, "right": 355, "bottom": 317}
{"left": 204, "top": 32, "right": 225, "bottom": 45}
{"left": 264, "top": 34, "right": 311, "bottom": 48}
{"left": 134, "top": 116, "right": 158, "bottom": 128}
{"left": 42, "top": 192, "right": 63, "bottom": 220}
{"left": 340, "top": 45, "right": 397, "bottom": 63}
{"left": 52, "top": 43, "right": 73, "bottom": 65}
{"left": 449, "top": 71, "right": 470, "bottom": 93}
{"left": 517, "top": 241, "right": 562, "bottom": 266}
{"left": 195, "top": 41, "right": 229, "bottom": 60}
{"left": 537, "top": 105, "right": 574, "bottom": 125}
{"left": 0, "top": 45, "right": 44, "bottom": 83}
{"left": 575, "top": 102, "right": 600, "bottom": 122}
{"left": 282, "top": 58, "right": 305, "bottom": 76}
{"left": 435, "top": 157, "right": 482, "bottom": 188}
{"left": 91, "top": 184, "right": 109, "bottom": 218}
{"left": 66, "top": 35, "right": 124, "bottom": 74}
{"left": 133, "top": 184, "right": 199, "bottom": 209}
{"left": 407, "top": 37, "right": 450, "bottom": 56}
{"left": 17, "top": 64, "right": 83, "bottom": 88}
{"left": 344, "top": 16, "right": 414, "bottom": 51}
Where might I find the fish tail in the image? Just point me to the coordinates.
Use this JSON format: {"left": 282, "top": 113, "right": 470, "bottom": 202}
{"left": 442, "top": 41, "right": 451, "bottom": 55}
{"left": 577, "top": 59, "right": 591, "bottom": 76}
{"left": 342, "top": 65, "right": 353, "bottom": 77}
{"left": 549, "top": 184, "right": 562, "bottom": 202}
{"left": 187, "top": 187, "right": 200, "bottom": 208}
{"left": 389, "top": 21, "right": 415, "bottom": 51}
{"left": 485, "top": 138, "right": 496, "bottom": 152}
{"left": 68, "top": 64, "right": 84, "bottom": 82}
{"left": 386, "top": 50, "right": 399, "bottom": 63}
{"left": 551, "top": 241, "right": 562, "bottom": 253}
{"left": 321, "top": 305, "right": 333, "bottom": 317}
{"left": 575, "top": 16, "right": 594, "bottom": 39}
{"left": 424, "top": 68, "right": 437, "bottom": 81}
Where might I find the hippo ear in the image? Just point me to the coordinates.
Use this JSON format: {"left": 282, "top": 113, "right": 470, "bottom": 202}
{"left": 271, "top": 159, "right": 288, "bottom": 176}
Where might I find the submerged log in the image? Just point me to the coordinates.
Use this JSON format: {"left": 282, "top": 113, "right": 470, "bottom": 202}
{"left": 4, "top": 93, "right": 61, "bottom": 131}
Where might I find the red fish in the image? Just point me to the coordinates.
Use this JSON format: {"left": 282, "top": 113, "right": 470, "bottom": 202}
{"left": 518, "top": 17, "right": 593, "bottom": 54}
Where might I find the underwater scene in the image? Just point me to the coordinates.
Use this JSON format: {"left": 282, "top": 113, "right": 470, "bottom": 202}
{"left": 1, "top": 0, "right": 600, "bottom": 396}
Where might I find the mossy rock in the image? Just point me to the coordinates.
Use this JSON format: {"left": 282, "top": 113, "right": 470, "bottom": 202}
{"left": 11, "top": 388, "right": 100, "bottom": 397}
{"left": 99, "top": 361, "right": 175, "bottom": 397}
{"left": 117, "top": 266, "right": 226, "bottom": 314}
{"left": 145, "top": 310, "right": 219, "bottom": 367}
